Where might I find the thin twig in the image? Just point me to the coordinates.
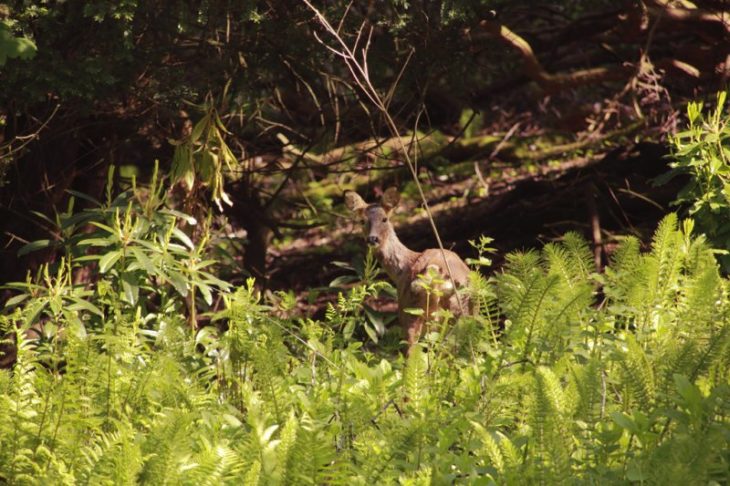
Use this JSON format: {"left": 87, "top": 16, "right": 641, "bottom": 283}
{"left": 302, "top": 1, "right": 467, "bottom": 314}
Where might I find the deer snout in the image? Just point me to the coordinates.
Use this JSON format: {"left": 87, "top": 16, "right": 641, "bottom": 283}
{"left": 367, "top": 235, "right": 380, "bottom": 245}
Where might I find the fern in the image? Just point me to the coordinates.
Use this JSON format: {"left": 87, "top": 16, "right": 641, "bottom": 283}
{"left": 79, "top": 423, "right": 143, "bottom": 485}
{"left": 543, "top": 231, "right": 594, "bottom": 288}
{"left": 619, "top": 336, "right": 656, "bottom": 409}
{"left": 403, "top": 345, "right": 429, "bottom": 416}
{"left": 571, "top": 358, "right": 604, "bottom": 425}
{"left": 529, "top": 367, "right": 572, "bottom": 483}
{"left": 640, "top": 213, "right": 684, "bottom": 335}
{"left": 471, "top": 421, "right": 505, "bottom": 475}
{"left": 183, "top": 437, "right": 242, "bottom": 486}
{"left": 242, "top": 460, "right": 261, "bottom": 486}
{"left": 137, "top": 410, "right": 195, "bottom": 484}
{"left": 272, "top": 411, "right": 299, "bottom": 484}
{"left": 498, "top": 253, "right": 561, "bottom": 365}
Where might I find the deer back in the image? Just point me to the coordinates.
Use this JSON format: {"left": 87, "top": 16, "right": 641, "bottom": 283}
{"left": 407, "top": 248, "right": 471, "bottom": 314}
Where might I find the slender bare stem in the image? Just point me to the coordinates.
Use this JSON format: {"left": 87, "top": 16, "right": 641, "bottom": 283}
{"left": 302, "top": 1, "right": 467, "bottom": 314}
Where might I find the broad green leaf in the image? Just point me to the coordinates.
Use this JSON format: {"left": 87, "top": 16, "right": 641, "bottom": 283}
{"left": 64, "top": 313, "right": 88, "bottom": 339}
{"left": 78, "top": 237, "right": 115, "bottom": 247}
{"left": 610, "top": 412, "right": 638, "bottom": 434}
{"left": 23, "top": 299, "right": 47, "bottom": 327}
{"left": 99, "top": 250, "right": 122, "bottom": 273}
{"left": 0, "top": 25, "right": 37, "bottom": 65}
{"left": 363, "top": 323, "right": 379, "bottom": 343}
{"left": 364, "top": 305, "right": 386, "bottom": 335}
{"left": 404, "top": 307, "right": 424, "bottom": 316}
{"left": 197, "top": 282, "right": 213, "bottom": 306}
{"left": 200, "top": 271, "right": 231, "bottom": 290}
{"left": 65, "top": 189, "right": 101, "bottom": 206}
{"left": 29, "top": 210, "right": 57, "bottom": 227}
{"left": 190, "top": 113, "right": 210, "bottom": 143}
{"left": 18, "top": 239, "right": 52, "bottom": 256}
{"left": 131, "top": 247, "right": 157, "bottom": 275}
{"left": 67, "top": 297, "right": 104, "bottom": 317}
{"left": 329, "top": 275, "right": 358, "bottom": 288}
{"left": 191, "top": 259, "right": 217, "bottom": 271}
{"left": 160, "top": 208, "right": 197, "bottom": 225}
{"left": 4, "top": 293, "right": 29, "bottom": 309}
{"left": 90, "top": 221, "right": 117, "bottom": 234}
{"left": 61, "top": 309, "right": 85, "bottom": 334}
{"left": 183, "top": 169, "right": 195, "bottom": 190}
{"left": 120, "top": 272, "right": 139, "bottom": 305}
{"left": 61, "top": 211, "right": 97, "bottom": 229}
{"left": 167, "top": 270, "right": 188, "bottom": 296}
{"left": 171, "top": 227, "right": 195, "bottom": 250}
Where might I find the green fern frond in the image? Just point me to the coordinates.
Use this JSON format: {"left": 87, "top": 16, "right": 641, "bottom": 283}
{"left": 183, "top": 437, "right": 242, "bottom": 486}
{"left": 543, "top": 232, "right": 594, "bottom": 287}
{"left": 562, "top": 232, "right": 596, "bottom": 282}
{"left": 137, "top": 410, "right": 195, "bottom": 484}
{"left": 497, "top": 431, "right": 521, "bottom": 471}
{"left": 404, "top": 346, "right": 429, "bottom": 415}
{"left": 273, "top": 410, "right": 299, "bottom": 485}
{"left": 243, "top": 460, "right": 261, "bottom": 486}
{"left": 603, "top": 236, "right": 644, "bottom": 315}
{"left": 471, "top": 421, "right": 504, "bottom": 474}
{"left": 398, "top": 465, "right": 432, "bottom": 485}
{"left": 571, "top": 358, "right": 603, "bottom": 425}
{"left": 642, "top": 213, "right": 683, "bottom": 331}
{"left": 530, "top": 367, "right": 572, "bottom": 481}
{"left": 498, "top": 253, "right": 564, "bottom": 364}
{"left": 620, "top": 336, "right": 656, "bottom": 408}
{"left": 80, "top": 423, "right": 143, "bottom": 485}
{"left": 691, "top": 323, "right": 730, "bottom": 381}
{"left": 678, "top": 266, "right": 721, "bottom": 333}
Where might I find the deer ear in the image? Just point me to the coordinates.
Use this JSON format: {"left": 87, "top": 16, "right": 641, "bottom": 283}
{"left": 344, "top": 190, "right": 368, "bottom": 213}
{"left": 381, "top": 187, "right": 401, "bottom": 212}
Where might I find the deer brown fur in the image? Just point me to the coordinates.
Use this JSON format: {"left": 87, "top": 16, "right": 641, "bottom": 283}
{"left": 344, "top": 188, "right": 472, "bottom": 354}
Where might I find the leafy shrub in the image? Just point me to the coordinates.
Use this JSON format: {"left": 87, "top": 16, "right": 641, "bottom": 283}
{"left": 662, "top": 91, "right": 730, "bottom": 269}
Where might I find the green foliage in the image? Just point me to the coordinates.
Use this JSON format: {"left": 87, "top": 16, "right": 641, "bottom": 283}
{"left": 663, "top": 91, "right": 730, "bottom": 268}
{"left": 171, "top": 101, "right": 238, "bottom": 211}
{"left": 328, "top": 248, "right": 396, "bottom": 345}
{"left": 1, "top": 212, "right": 729, "bottom": 483}
{"left": 19, "top": 167, "right": 225, "bottom": 319}
{"left": 0, "top": 20, "right": 36, "bottom": 66}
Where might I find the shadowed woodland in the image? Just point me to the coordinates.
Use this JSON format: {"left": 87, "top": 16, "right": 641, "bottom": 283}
{"left": 3, "top": 0, "right": 729, "bottom": 288}
{"left": 1, "top": 1, "right": 729, "bottom": 483}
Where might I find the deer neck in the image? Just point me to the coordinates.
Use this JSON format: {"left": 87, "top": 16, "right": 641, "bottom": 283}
{"left": 376, "top": 231, "right": 419, "bottom": 289}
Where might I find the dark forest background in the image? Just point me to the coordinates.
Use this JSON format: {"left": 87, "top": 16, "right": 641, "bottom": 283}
{"left": 2, "top": 0, "right": 729, "bottom": 293}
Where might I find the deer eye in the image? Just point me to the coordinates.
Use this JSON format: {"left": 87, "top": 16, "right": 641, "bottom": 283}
{"left": 381, "top": 217, "right": 387, "bottom": 223}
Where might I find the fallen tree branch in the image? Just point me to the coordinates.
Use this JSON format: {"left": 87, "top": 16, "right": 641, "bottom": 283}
{"left": 477, "top": 20, "right": 633, "bottom": 92}
{"left": 644, "top": 0, "right": 730, "bottom": 33}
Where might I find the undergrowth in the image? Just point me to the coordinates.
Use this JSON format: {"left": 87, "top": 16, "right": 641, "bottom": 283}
{"left": 1, "top": 173, "right": 729, "bottom": 483}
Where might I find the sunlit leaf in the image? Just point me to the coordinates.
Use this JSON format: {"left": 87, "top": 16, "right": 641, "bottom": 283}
{"left": 18, "top": 239, "right": 52, "bottom": 256}
{"left": 99, "top": 250, "right": 122, "bottom": 273}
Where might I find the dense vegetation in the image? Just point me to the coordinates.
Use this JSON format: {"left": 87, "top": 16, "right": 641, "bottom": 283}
{"left": 1, "top": 180, "right": 729, "bottom": 483}
{"left": 2, "top": 1, "right": 730, "bottom": 484}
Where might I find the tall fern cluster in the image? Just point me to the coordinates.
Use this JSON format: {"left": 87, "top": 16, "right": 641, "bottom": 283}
{"left": 1, "top": 207, "right": 729, "bottom": 483}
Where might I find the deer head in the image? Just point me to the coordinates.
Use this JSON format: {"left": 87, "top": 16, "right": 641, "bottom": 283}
{"left": 344, "top": 187, "right": 401, "bottom": 248}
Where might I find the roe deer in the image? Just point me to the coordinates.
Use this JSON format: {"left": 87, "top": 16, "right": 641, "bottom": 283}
{"left": 344, "top": 188, "right": 472, "bottom": 354}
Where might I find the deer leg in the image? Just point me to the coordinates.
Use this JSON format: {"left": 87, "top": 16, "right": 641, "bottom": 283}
{"left": 406, "top": 318, "right": 424, "bottom": 356}
{"left": 400, "top": 312, "right": 425, "bottom": 356}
